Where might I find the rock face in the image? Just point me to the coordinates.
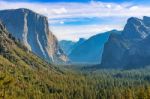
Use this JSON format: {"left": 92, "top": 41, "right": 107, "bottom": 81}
{"left": 0, "top": 8, "right": 68, "bottom": 63}
{"left": 69, "top": 31, "right": 117, "bottom": 64}
{"left": 59, "top": 40, "right": 76, "bottom": 55}
{"left": 59, "top": 38, "right": 86, "bottom": 55}
{"left": 101, "top": 16, "right": 150, "bottom": 69}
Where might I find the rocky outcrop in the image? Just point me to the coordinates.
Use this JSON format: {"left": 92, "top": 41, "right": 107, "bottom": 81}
{"left": 0, "top": 8, "right": 68, "bottom": 63}
{"left": 101, "top": 16, "right": 150, "bottom": 69}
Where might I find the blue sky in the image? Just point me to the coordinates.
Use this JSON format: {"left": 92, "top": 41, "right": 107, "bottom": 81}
{"left": 3, "top": 0, "right": 150, "bottom": 4}
{"left": 0, "top": 0, "right": 150, "bottom": 41}
{"left": 3, "top": 0, "right": 150, "bottom": 3}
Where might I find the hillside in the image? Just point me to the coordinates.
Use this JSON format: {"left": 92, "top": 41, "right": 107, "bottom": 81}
{"left": 0, "top": 20, "right": 82, "bottom": 99}
{"left": 1, "top": 19, "right": 150, "bottom": 99}
{"left": 0, "top": 19, "right": 64, "bottom": 98}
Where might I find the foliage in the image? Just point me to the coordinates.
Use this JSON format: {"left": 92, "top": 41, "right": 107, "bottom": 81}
{"left": 0, "top": 24, "right": 150, "bottom": 99}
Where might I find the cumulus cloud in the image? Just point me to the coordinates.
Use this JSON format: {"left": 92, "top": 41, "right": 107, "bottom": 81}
{"left": 0, "top": 1, "right": 149, "bottom": 40}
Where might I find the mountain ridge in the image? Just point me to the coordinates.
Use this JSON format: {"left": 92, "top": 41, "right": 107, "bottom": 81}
{"left": 59, "top": 38, "right": 86, "bottom": 55}
{"left": 69, "top": 30, "right": 120, "bottom": 64}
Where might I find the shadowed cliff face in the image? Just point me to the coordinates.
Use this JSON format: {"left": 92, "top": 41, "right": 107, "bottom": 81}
{"left": 69, "top": 32, "right": 112, "bottom": 64}
{"left": 59, "top": 40, "right": 76, "bottom": 55}
{"left": 101, "top": 16, "right": 150, "bottom": 69}
{"left": 0, "top": 8, "right": 68, "bottom": 63}
{"left": 122, "top": 17, "right": 150, "bottom": 39}
{"left": 59, "top": 38, "right": 86, "bottom": 56}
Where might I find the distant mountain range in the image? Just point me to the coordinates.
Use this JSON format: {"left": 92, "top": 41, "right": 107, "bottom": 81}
{"left": 59, "top": 31, "right": 115, "bottom": 64}
{"left": 59, "top": 38, "right": 86, "bottom": 55}
{"left": 1, "top": 8, "right": 150, "bottom": 69}
{"left": 0, "top": 8, "right": 68, "bottom": 63}
{"left": 100, "top": 16, "right": 150, "bottom": 69}
{"left": 69, "top": 30, "right": 121, "bottom": 64}
{"left": 60, "top": 16, "right": 150, "bottom": 69}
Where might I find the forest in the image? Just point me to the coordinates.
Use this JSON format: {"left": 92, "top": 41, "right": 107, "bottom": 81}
{"left": 1, "top": 60, "right": 150, "bottom": 99}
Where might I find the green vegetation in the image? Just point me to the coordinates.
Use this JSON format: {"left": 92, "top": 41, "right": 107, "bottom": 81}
{"left": 1, "top": 56, "right": 150, "bottom": 99}
{"left": 1, "top": 23, "right": 150, "bottom": 99}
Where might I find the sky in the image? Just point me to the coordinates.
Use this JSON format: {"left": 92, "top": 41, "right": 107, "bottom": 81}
{"left": 0, "top": 0, "right": 150, "bottom": 41}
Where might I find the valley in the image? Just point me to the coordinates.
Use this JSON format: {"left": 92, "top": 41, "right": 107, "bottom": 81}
{"left": 0, "top": 3, "right": 150, "bottom": 99}
{"left": 1, "top": 19, "right": 150, "bottom": 98}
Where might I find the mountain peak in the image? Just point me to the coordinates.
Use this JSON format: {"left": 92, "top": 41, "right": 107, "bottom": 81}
{"left": 17, "top": 8, "right": 46, "bottom": 17}
{"left": 0, "top": 8, "right": 46, "bottom": 18}
{"left": 122, "top": 16, "right": 150, "bottom": 39}
{"left": 127, "top": 17, "right": 142, "bottom": 25}
{"left": 15, "top": 8, "right": 32, "bottom": 12}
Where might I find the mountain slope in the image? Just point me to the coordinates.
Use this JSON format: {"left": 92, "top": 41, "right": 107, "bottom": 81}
{"left": 0, "top": 8, "right": 67, "bottom": 63}
{"left": 1, "top": 20, "right": 150, "bottom": 99}
{"left": 101, "top": 16, "right": 150, "bottom": 69}
{"left": 59, "top": 38, "right": 86, "bottom": 55}
{"left": 59, "top": 40, "right": 76, "bottom": 55}
{"left": 69, "top": 30, "right": 119, "bottom": 64}
{"left": 0, "top": 19, "right": 87, "bottom": 99}
{"left": 0, "top": 20, "right": 63, "bottom": 98}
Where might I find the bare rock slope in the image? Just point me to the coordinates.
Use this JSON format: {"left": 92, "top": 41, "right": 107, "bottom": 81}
{"left": 0, "top": 8, "right": 68, "bottom": 63}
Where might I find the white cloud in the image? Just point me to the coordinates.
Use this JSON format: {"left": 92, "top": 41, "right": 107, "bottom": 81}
{"left": 0, "top": 1, "right": 150, "bottom": 19}
{"left": 51, "top": 7, "right": 67, "bottom": 14}
{"left": 51, "top": 24, "right": 123, "bottom": 41}
{"left": 0, "top": 1, "right": 149, "bottom": 40}
{"left": 129, "top": 6, "right": 139, "bottom": 11}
